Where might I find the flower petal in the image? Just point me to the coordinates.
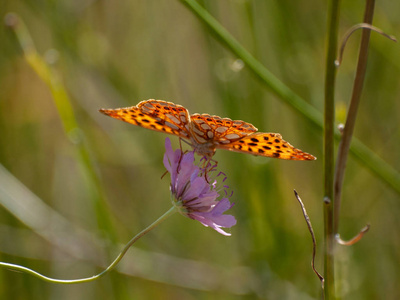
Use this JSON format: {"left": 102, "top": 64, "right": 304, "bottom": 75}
{"left": 203, "top": 200, "right": 237, "bottom": 227}
{"left": 189, "top": 199, "right": 236, "bottom": 235}
{"left": 163, "top": 138, "right": 174, "bottom": 173}
{"left": 189, "top": 214, "right": 233, "bottom": 236}
{"left": 182, "top": 176, "right": 208, "bottom": 201}
{"left": 164, "top": 137, "right": 236, "bottom": 236}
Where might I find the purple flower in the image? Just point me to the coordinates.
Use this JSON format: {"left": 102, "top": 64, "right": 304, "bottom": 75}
{"left": 163, "top": 138, "right": 236, "bottom": 236}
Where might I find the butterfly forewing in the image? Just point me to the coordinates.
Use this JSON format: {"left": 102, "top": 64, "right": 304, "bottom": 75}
{"left": 99, "top": 100, "right": 191, "bottom": 139}
{"left": 216, "top": 132, "right": 316, "bottom": 160}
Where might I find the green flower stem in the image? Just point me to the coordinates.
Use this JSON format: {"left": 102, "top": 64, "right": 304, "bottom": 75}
{"left": 334, "top": 0, "right": 375, "bottom": 234}
{"left": 324, "top": 0, "right": 341, "bottom": 299}
{"left": 179, "top": 0, "right": 400, "bottom": 196}
{"left": 0, "top": 206, "right": 177, "bottom": 284}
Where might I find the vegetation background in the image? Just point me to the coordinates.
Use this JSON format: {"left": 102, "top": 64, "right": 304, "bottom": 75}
{"left": 0, "top": 0, "right": 399, "bottom": 299}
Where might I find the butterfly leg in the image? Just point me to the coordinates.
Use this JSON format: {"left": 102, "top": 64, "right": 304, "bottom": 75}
{"left": 179, "top": 137, "right": 184, "bottom": 152}
{"left": 199, "top": 156, "right": 218, "bottom": 184}
{"left": 176, "top": 138, "right": 191, "bottom": 172}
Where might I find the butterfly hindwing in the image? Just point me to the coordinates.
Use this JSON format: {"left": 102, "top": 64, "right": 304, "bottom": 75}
{"left": 216, "top": 132, "right": 316, "bottom": 160}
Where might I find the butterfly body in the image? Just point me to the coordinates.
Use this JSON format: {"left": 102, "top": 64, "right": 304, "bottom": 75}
{"left": 100, "top": 99, "right": 316, "bottom": 161}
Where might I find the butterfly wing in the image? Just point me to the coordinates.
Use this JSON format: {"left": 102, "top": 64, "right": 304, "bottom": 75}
{"left": 216, "top": 132, "right": 316, "bottom": 160}
{"left": 100, "top": 101, "right": 316, "bottom": 160}
{"left": 190, "top": 113, "right": 257, "bottom": 145}
{"left": 99, "top": 99, "right": 191, "bottom": 139}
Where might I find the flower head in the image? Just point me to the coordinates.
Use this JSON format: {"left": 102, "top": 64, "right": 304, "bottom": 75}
{"left": 163, "top": 138, "right": 236, "bottom": 236}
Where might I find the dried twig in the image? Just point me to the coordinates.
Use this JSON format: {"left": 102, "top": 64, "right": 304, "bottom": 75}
{"left": 294, "top": 190, "right": 324, "bottom": 287}
{"left": 336, "top": 224, "right": 370, "bottom": 246}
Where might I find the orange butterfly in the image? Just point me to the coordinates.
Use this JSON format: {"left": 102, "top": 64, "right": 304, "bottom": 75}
{"left": 99, "top": 99, "right": 316, "bottom": 161}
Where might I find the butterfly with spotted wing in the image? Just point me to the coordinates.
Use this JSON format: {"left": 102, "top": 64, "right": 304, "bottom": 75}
{"left": 99, "top": 99, "right": 316, "bottom": 161}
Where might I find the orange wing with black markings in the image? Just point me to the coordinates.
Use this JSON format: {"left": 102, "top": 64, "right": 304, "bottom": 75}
{"left": 216, "top": 132, "right": 316, "bottom": 160}
{"left": 100, "top": 99, "right": 316, "bottom": 161}
{"left": 99, "top": 100, "right": 191, "bottom": 139}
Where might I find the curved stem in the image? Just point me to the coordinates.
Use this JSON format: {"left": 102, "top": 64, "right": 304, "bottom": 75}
{"left": 0, "top": 206, "right": 177, "bottom": 284}
{"left": 336, "top": 22, "right": 396, "bottom": 66}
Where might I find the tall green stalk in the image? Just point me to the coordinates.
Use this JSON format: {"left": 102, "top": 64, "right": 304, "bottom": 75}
{"left": 324, "top": 0, "right": 341, "bottom": 299}
{"left": 334, "top": 0, "right": 376, "bottom": 234}
{"left": 5, "top": 13, "right": 115, "bottom": 240}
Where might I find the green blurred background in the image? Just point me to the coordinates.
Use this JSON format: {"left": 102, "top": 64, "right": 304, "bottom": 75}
{"left": 0, "top": 0, "right": 399, "bottom": 299}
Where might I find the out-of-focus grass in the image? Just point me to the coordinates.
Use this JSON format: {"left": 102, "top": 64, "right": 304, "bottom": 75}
{"left": 0, "top": 1, "right": 399, "bottom": 299}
